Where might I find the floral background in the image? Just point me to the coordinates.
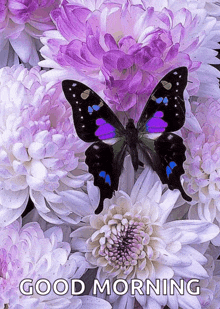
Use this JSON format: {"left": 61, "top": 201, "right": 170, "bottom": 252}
{"left": 1, "top": 0, "right": 220, "bottom": 308}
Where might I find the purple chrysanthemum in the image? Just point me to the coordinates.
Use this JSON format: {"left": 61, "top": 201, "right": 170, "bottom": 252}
{"left": 40, "top": 0, "right": 220, "bottom": 126}
{"left": 0, "top": 0, "right": 59, "bottom": 67}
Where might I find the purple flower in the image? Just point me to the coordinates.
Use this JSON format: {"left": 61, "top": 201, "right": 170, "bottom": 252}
{"left": 0, "top": 0, "right": 59, "bottom": 67}
{"left": 40, "top": 0, "right": 220, "bottom": 124}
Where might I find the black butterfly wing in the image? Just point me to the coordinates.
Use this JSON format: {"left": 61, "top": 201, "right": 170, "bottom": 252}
{"left": 62, "top": 80, "right": 125, "bottom": 142}
{"left": 86, "top": 140, "right": 127, "bottom": 214}
{"left": 62, "top": 80, "right": 128, "bottom": 213}
{"left": 138, "top": 133, "right": 191, "bottom": 201}
{"left": 137, "top": 67, "right": 191, "bottom": 201}
{"left": 154, "top": 133, "right": 191, "bottom": 201}
{"left": 137, "top": 67, "right": 187, "bottom": 134}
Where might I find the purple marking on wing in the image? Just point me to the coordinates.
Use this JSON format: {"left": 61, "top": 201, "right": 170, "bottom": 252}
{"left": 146, "top": 111, "right": 167, "bottom": 133}
{"left": 99, "top": 132, "right": 115, "bottom": 140}
{"left": 154, "top": 111, "right": 163, "bottom": 117}
{"left": 95, "top": 119, "right": 116, "bottom": 140}
{"left": 96, "top": 118, "right": 106, "bottom": 125}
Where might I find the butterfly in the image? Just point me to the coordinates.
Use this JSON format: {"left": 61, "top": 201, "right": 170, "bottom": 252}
{"left": 62, "top": 67, "right": 192, "bottom": 214}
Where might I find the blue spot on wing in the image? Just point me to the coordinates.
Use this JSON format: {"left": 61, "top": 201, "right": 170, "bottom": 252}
{"left": 88, "top": 105, "right": 101, "bottom": 114}
{"left": 105, "top": 174, "right": 111, "bottom": 185}
{"left": 99, "top": 171, "right": 111, "bottom": 186}
{"left": 170, "top": 161, "right": 176, "bottom": 169}
{"left": 99, "top": 171, "right": 106, "bottom": 178}
{"left": 93, "top": 105, "right": 100, "bottom": 111}
{"left": 155, "top": 97, "right": 168, "bottom": 105}
{"left": 163, "top": 97, "right": 168, "bottom": 105}
{"left": 156, "top": 97, "right": 163, "bottom": 104}
{"left": 88, "top": 106, "right": 93, "bottom": 114}
{"left": 166, "top": 166, "right": 172, "bottom": 177}
{"left": 166, "top": 161, "right": 177, "bottom": 178}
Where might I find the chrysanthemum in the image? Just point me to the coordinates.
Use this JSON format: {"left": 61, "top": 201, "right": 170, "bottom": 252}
{"left": 71, "top": 166, "right": 219, "bottom": 309}
{"left": 0, "top": 65, "right": 92, "bottom": 227}
{"left": 183, "top": 97, "right": 220, "bottom": 229}
{"left": 0, "top": 218, "right": 112, "bottom": 309}
{"left": 40, "top": 0, "right": 220, "bottom": 127}
{"left": 0, "top": 0, "right": 58, "bottom": 67}
{"left": 188, "top": 243, "right": 220, "bottom": 309}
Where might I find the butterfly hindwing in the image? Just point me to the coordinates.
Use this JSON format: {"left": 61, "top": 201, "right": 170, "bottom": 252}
{"left": 154, "top": 133, "right": 191, "bottom": 201}
{"left": 62, "top": 80, "right": 125, "bottom": 142}
{"left": 138, "top": 67, "right": 188, "bottom": 134}
{"left": 85, "top": 141, "right": 127, "bottom": 214}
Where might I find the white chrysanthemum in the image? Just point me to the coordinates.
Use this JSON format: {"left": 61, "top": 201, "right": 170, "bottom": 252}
{"left": 196, "top": 253, "right": 220, "bottom": 308}
{"left": 195, "top": 0, "right": 220, "bottom": 15}
{"left": 0, "top": 65, "right": 92, "bottom": 227}
{"left": 0, "top": 218, "right": 101, "bottom": 309}
{"left": 183, "top": 97, "right": 220, "bottom": 230}
{"left": 188, "top": 243, "right": 220, "bottom": 309}
{"left": 71, "top": 165, "right": 219, "bottom": 309}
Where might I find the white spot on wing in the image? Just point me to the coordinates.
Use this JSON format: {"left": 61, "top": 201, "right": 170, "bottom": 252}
{"left": 72, "top": 83, "right": 77, "bottom": 87}
{"left": 143, "top": 133, "right": 162, "bottom": 140}
{"left": 102, "top": 137, "right": 119, "bottom": 145}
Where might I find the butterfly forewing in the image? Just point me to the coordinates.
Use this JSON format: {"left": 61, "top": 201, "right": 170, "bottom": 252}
{"left": 138, "top": 67, "right": 187, "bottom": 134}
{"left": 62, "top": 80, "right": 125, "bottom": 142}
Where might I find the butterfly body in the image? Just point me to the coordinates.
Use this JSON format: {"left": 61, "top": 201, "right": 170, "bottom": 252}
{"left": 62, "top": 67, "right": 192, "bottom": 214}
{"left": 125, "top": 119, "right": 140, "bottom": 170}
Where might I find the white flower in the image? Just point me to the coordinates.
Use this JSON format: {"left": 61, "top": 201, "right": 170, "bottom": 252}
{"left": 0, "top": 218, "right": 93, "bottom": 309}
{"left": 70, "top": 165, "right": 219, "bottom": 309}
{"left": 189, "top": 243, "right": 220, "bottom": 309}
{"left": 0, "top": 65, "right": 91, "bottom": 227}
{"left": 183, "top": 98, "right": 220, "bottom": 230}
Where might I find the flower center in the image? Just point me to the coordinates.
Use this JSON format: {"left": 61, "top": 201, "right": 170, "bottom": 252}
{"left": 99, "top": 220, "right": 147, "bottom": 270}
